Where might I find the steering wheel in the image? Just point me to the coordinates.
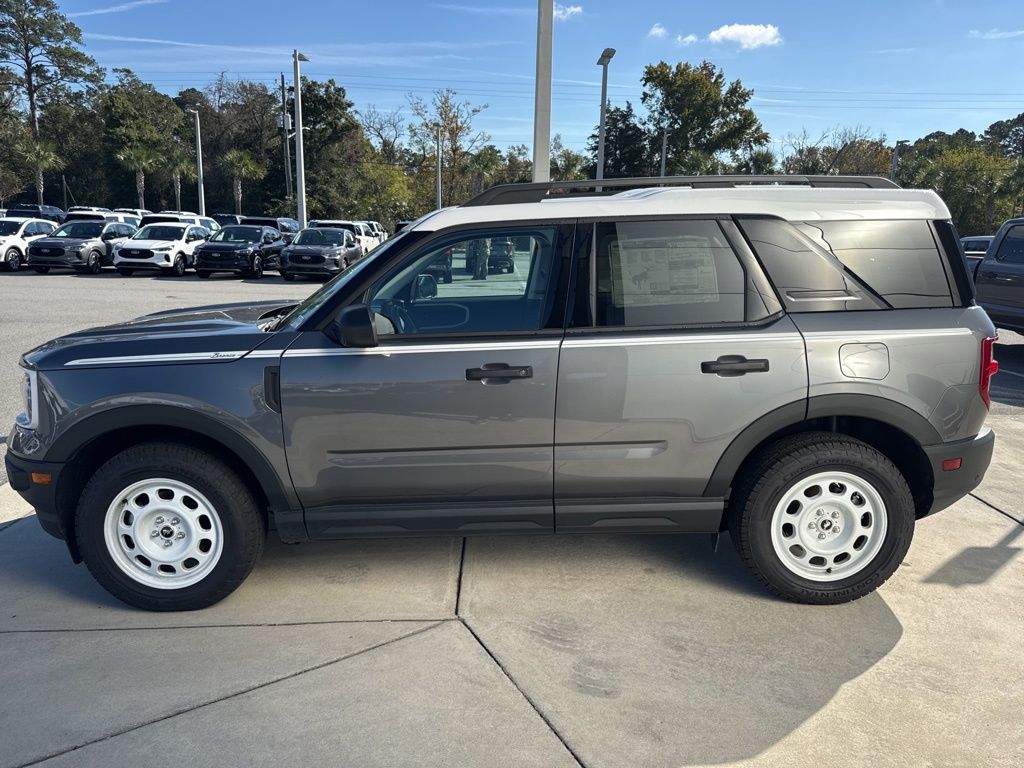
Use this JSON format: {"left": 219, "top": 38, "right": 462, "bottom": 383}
{"left": 371, "top": 298, "right": 415, "bottom": 335}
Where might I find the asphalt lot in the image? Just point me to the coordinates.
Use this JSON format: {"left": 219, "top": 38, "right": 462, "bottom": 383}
{"left": 0, "top": 271, "right": 1022, "bottom": 767}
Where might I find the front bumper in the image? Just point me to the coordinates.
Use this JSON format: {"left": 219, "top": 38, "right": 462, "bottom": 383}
{"left": 115, "top": 253, "right": 175, "bottom": 270}
{"left": 4, "top": 450, "right": 68, "bottom": 546}
{"left": 281, "top": 260, "right": 341, "bottom": 276}
{"left": 28, "top": 251, "right": 86, "bottom": 268}
{"left": 196, "top": 254, "right": 253, "bottom": 273}
{"left": 924, "top": 428, "right": 995, "bottom": 515}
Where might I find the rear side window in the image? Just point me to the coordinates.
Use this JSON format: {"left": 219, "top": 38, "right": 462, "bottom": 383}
{"left": 995, "top": 225, "right": 1024, "bottom": 264}
{"left": 592, "top": 219, "right": 749, "bottom": 327}
{"left": 796, "top": 220, "right": 953, "bottom": 309}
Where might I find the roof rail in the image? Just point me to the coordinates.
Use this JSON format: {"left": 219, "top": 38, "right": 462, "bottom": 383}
{"left": 462, "top": 175, "right": 900, "bottom": 207}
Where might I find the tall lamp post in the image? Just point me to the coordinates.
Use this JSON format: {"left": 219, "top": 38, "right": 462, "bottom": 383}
{"left": 532, "top": 0, "right": 553, "bottom": 183}
{"left": 293, "top": 50, "right": 309, "bottom": 227}
{"left": 186, "top": 108, "right": 205, "bottom": 216}
{"left": 595, "top": 47, "right": 616, "bottom": 181}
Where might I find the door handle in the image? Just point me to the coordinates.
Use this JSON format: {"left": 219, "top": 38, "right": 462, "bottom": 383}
{"left": 701, "top": 355, "right": 770, "bottom": 377}
{"left": 466, "top": 363, "right": 533, "bottom": 383}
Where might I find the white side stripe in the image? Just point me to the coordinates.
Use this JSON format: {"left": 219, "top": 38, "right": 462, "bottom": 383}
{"left": 283, "top": 340, "right": 562, "bottom": 358}
{"left": 64, "top": 351, "right": 247, "bottom": 367}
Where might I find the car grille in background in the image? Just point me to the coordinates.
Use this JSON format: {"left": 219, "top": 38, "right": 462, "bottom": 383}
{"left": 30, "top": 246, "right": 64, "bottom": 256}
{"left": 202, "top": 251, "right": 238, "bottom": 261}
{"left": 291, "top": 251, "right": 325, "bottom": 265}
{"left": 121, "top": 249, "right": 153, "bottom": 259}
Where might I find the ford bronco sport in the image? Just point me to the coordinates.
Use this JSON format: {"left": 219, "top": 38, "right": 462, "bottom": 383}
{"left": 5, "top": 176, "right": 996, "bottom": 611}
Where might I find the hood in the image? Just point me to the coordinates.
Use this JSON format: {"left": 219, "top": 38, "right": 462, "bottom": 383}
{"left": 199, "top": 241, "right": 257, "bottom": 252}
{"left": 31, "top": 237, "right": 93, "bottom": 248}
{"left": 285, "top": 245, "right": 338, "bottom": 255}
{"left": 22, "top": 300, "right": 297, "bottom": 370}
{"left": 117, "top": 239, "right": 180, "bottom": 250}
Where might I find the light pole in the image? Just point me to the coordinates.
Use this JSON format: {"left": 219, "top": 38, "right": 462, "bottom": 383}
{"left": 293, "top": 50, "right": 309, "bottom": 227}
{"left": 281, "top": 74, "right": 293, "bottom": 202}
{"left": 890, "top": 139, "right": 909, "bottom": 181}
{"left": 532, "top": 0, "right": 553, "bottom": 183}
{"left": 186, "top": 108, "right": 205, "bottom": 216}
{"left": 596, "top": 47, "right": 616, "bottom": 181}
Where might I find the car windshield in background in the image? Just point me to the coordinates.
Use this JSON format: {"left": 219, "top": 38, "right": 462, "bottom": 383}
{"left": 52, "top": 222, "right": 103, "bottom": 238}
{"left": 211, "top": 226, "right": 262, "bottom": 243}
{"left": 294, "top": 229, "right": 344, "bottom": 246}
{"left": 0, "top": 221, "right": 22, "bottom": 235}
{"left": 133, "top": 225, "right": 186, "bottom": 241}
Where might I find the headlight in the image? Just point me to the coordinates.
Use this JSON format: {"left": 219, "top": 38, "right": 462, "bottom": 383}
{"left": 15, "top": 367, "right": 39, "bottom": 430}
{"left": 153, "top": 246, "right": 171, "bottom": 252}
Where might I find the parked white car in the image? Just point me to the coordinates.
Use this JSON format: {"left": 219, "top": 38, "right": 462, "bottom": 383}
{"left": 112, "top": 223, "right": 209, "bottom": 276}
{"left": 0, "top": 217, "right": 57, "bottom": 271}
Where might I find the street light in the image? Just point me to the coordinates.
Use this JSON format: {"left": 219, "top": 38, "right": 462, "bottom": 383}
{"left": 186, "top": 107, "right": 205, "bottom": 216}
{"left": 293, "top": 50, "right": 309, "bottom": 227}
{"left": 595, "top": 47, "right": 616, "bottom": 182}
{"left": 532, "top": 0, "right": 553, "bottom": 183}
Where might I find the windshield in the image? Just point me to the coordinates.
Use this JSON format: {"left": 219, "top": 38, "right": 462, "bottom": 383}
{"left": 211, "top": 226, "right": 262, "bottom": 243}
{"left": 315, "top": 221, "right": 356, "bottom": 234}
{"left": 0, "top": 221, "right": 22, "bottom": 236}
{"left": 133, "top": 225, "right": 186, "bottom": 241}
{"left": 278, "top": 232, "right": 412, "bottom": 330}
{"left": 293, "top": 228, "right": 344, "bottom": 246}
{"left": 52, "top": 222, "right": 103, "bottom": 238}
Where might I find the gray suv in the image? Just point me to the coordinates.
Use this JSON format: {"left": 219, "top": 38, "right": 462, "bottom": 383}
{"left": 27, "top": 219, "right": 135, "bottom": 274}
{"left": 5, "top": 176, "right": 997, "bottom": 611}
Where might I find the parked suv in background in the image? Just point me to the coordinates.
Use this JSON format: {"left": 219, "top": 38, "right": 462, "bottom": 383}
{"left": 0, "top": 218, "right": 56, "bottom": 271}
{"left": 961, "top": 235, "right": 992, "bottom": 280}
{"left": 279, "top": 227, "right": 363, "bottom": 281}
{"left": 6, "top": 204, "right": 65, "bottom": 223}
{"left": 194, "top": 225, "right": 285, "bottom": 279}
{"left": 239, "top": 217, "right": 298, "bottom": 243}
{"left": 310, "top": 220, "right": 377, "bottom": 254}
{"left": 113, "top": 223, "right": 208, "bottom": 276}
{"left": 974, "top": 219, "right": 1024, "bottom": 332}
{"left": 4, "top": 176, "right": 996, "bottom": 612}
{"left": 27, "top": 219, "right": 134, "bottom": 273}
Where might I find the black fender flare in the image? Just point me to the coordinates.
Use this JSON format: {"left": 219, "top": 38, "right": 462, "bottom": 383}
{"left": 704, "top": 394, "right": 940, "bottom": 497}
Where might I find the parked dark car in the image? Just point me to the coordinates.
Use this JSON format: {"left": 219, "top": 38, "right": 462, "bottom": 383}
{"left": 211, "top": 213, "right": 243, "bottom": 227}
{"left": 194, "top": 225, "right": 285, "bottom": 279}
{"left": 26, "top": 220, "right": 134, "bottom": 273}
{"left": 974, "top": 220, "right": 1024, "bottom": 332}
{"left": 279, "top": 227, "right": 363, "bottom": 281}
{"left": 961, "top": 236, "right": 993, "bottom": 280}
{"left": 465, "top": 237, "right": 515, "bottom": 274}
{"left": 239, "top": 217, "right": 299, "bottom": 243}
{"left": 7, "top": 204, "right": 65, "bottom": 223}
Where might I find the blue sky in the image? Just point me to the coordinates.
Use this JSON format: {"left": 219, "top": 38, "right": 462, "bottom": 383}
{"left": 63, "top": 0, "right": 1024, "bottom": 156}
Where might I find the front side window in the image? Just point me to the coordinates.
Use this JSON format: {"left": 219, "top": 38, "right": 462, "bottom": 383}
{"left": 996, "top": 225, "right": 1024, "bottom": 264}
{"left": 592, "top": 219, "right": 747, "bottom": 327}
{"left": 367, "top": 227, "right": 557, "bottom": 337}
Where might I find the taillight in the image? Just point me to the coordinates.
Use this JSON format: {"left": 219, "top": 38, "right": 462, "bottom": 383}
{"left": 979, "top": 335, "right": 999, "bottom": 409}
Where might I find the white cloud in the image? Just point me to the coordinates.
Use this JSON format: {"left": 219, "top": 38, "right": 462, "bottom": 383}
{"left": 707, "top": 23, "right": 782, "bottom": 49}
{"left": 969, "top": 28, "right": 1024, "bottom": 40}
{"left": 68, "top": 0, "right": 166, "bottom": 17}
{"left": 648, "top": 23, "right": 667, "bottom": 39}
{"left": 676, "top": 33, "right": 698, "bottom": 46}
{"left": 554, "top": 3, "right": 583, "bottom": 21}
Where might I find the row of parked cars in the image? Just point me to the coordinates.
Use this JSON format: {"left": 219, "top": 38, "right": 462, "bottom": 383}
{"left": 0, "top": 207, "right": 391, "bottom": 280}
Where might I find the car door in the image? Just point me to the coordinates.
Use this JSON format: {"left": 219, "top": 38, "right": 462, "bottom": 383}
{"left": 554, "top": 217, "right": 807, "bottom": 533}
{"left": 279, "top": 223, "right": 572, "bottom": 538}
{"left": 975, "top": 224, "right": 1024, "bottom": 321}
{"left": 262, "top": 228, "right": 284, "bottom": 266}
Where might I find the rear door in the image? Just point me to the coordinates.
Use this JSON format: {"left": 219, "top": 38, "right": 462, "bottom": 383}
{"left": 976, "top": 224, "right": 1024, "bottom": 321}
{"left": 554, "top": 216, "right": 807, "bottom": 532}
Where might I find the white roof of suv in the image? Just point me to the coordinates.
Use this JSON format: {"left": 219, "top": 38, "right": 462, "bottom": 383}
{"left": 410, "top": 185, "right": 951, "bottom": 233}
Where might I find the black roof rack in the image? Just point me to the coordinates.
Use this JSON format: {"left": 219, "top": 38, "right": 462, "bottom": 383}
{"left": 462, "top": 174, "right": 900, "bottom": 207}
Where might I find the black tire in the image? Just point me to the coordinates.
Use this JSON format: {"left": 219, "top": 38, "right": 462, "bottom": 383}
{"left": 281, "top": 271, "right": 295, "bottom": 281}
{"left": 248, "top": 254, "right": 264, "bottom": 279}
{"left": 4, "top": 247, "right": 21, "bottom": 272}
{"left": 85, "top": 250, "right": 102, "bottom": 275}
{"left": 196, "top": 270, "right": 211, "bottom": 279}
{"left": 75, "top": 442, "right": 266, "bottom": 612}
{"left": 33, "top": 266, "right": 50, "bottom": 274}
{"left": 117, "top": 268, "right": 134, "bottom": 276}
{"left": 171, "top": 253, "right": 186, "bottom": 277}
{"left": 727, "top": 432, "right": 914, "bottom": 605}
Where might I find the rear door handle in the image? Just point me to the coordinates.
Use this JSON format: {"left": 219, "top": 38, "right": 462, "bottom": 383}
{"left": 466, "top": 363, "right": 533, "bottom": 383}
{"left": 701, "top": 355, "right": 770, "bottom": 377}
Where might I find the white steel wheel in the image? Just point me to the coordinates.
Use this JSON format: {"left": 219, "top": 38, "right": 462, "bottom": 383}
{"left": 770, "top": 471, "right": 887, "bottom": 582}
{"left": 103, "top": 478, "right": 224, "bottom": 589}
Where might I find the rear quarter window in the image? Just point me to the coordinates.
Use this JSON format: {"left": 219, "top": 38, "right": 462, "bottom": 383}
{"left": 796, "top": 220, "right": 953, "bottom": 309}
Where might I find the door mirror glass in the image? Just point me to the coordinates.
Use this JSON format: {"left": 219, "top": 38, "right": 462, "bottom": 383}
{"left": 413, "top": 273, "right": 438, "bottom": 302}
{"left": 326, "top": 304, "right": 378, "bottom": 348}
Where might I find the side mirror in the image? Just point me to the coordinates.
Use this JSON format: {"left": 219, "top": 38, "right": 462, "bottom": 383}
{"left": 326, "top": 304, "right": 378, "bottom": 348}
{"left": 414, "top": 273, "right": 438, "bottom": 301}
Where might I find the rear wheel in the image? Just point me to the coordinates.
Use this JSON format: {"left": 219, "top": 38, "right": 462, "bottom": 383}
{"left": 33, "top": 266, "right": 49, "bottom": 274}
{"left": 3, "top": 247, "right": 20, "bottom": 272}
{"left": 75, "top": 443, "right": 265, "bottom": 611}
{"left": 728, "top": 432, "right": 914, "bottom": 605}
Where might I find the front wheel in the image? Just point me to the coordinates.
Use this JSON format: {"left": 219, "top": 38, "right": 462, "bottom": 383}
{"left": 170, "top": 254, "right": 186, "bottom": 277}
{"left": 728, "top": 432, "right": 914, "bottom": 605}
{"left": 4, "top": 247, "right": 21, "bottom": 271}
{"left": 85, "top": 250, "right": 102, "bottom": 274}
{"left": 248, "top": 254, "right": 264, "bottom": 279}
{"left": 75, "top": 443, "right": 266, "bottom": 611}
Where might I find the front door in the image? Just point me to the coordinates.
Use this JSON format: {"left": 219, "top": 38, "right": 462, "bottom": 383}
{"left": 280, "top": 224, "right": 571, "bottom": 538}
{"left": 976, "top": 223, "right": 1024, "bottom": 322}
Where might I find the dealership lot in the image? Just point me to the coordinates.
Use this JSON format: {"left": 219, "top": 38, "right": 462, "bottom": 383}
{"left": 0, "top": 273, "right": 1022, "bottom": 767}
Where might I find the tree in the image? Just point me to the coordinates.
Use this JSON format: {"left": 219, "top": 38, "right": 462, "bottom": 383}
{"left": 0, "top": 0, "right": 102, "bottom": 138}
{"left": 164, "top": 141, "right": 196, "bottom": 212}
{"left": 550, "top": 135, "right": 588, "bottom": 180}
{"left": 219, "top": 149, "right": 266, "bottom": 215}
{"left": 18, "top": 138, "right": 63, "bottom": 204}
{"left": 640, "top": 60, "right": 768, "bottom": 174}
{"left": 360, "top": 105, "right": 405, "bottom": 165}
{"left": 983, "top": 114, "right": 1024, "bottom": 159}
{"left": 116, "top": 144, "right": 160, "bottom": 209}
{"left": 409, "top": 89, "right": 489, "bottom": 207}
{"left": 586, "top": 102, "right": 651, "bottom": 178}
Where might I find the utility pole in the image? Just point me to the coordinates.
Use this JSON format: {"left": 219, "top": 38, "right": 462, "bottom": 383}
{"left": 596, "top": 48, "right": 615, "bottom": 181}
{"left": 435, "top": 127, "right": 443, "bottom": 209}
{"left": 187, "top": 108, "right": 205, "bottom": 216}
{"left": 660, "top": 126, "right": 668, "bottom": 177}
{"left": 61, "top": 175, "right": 68, "bottom": 211}
{"left": 293, "top": 50, "right": 309, "bottom": 227}
{"left": 890, "top": 139, "right": 909, "bottom": 181}
{"left": 532, "top": 0, "right": 553, "bottom": 182}
{"left": 281, "top": 74, "right": 293, "bottom": 202}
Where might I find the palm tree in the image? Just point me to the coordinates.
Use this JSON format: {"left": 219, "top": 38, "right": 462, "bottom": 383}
{"left": 18, "top": 141, "right": 65, "bottom": 206}
{"left": 116, "top": 144, "right": 161, "bottom": 209}
{"left": 219, "top": 150, "right": 266, "bottom": 215}
{"left": 164, "top": 143, "right": 197, "bottom": 212}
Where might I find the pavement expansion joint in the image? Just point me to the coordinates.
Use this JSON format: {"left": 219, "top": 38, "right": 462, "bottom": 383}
{"left": 10, "top": 620, "right": 446, "bottom": 768}
{"left": 454, "top": 536, "right": 467, "bottom": 616}
{"left": 0, "top": 617, "right": 454, "bottom": 635}
{"left": 969, "top": 492, "right": 1024, "bottom": 526}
